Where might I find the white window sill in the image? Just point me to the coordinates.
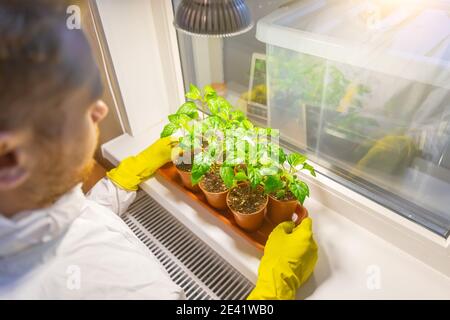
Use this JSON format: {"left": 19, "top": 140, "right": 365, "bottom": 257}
{"left": 102, "top": 124, "right": 450, "bottom": 299}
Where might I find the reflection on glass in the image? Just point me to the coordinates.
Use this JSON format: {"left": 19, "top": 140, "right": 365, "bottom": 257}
{"left": 267, "top": 46, "right": 450, "bottom": 236}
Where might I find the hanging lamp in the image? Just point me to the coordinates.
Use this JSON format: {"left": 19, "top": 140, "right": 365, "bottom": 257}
{"left": 174, "top": 0, "right": 253, "bottom": 37}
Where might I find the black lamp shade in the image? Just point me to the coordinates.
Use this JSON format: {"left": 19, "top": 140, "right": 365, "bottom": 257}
{"left": 174, "top": 0, "right": 253, "bottom": 37}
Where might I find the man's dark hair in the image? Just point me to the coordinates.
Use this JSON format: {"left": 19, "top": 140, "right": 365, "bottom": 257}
{"left": 0, "top": 0, "right": 103, "bottom": 138}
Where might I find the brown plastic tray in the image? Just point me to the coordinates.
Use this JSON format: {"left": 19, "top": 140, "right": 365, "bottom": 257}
{"left": 157, "top": 163, "right": 308, "bottom": 251}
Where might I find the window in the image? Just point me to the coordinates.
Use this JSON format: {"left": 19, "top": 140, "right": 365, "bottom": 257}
{"left": 172, "top": 0, "right": 450, "bottom": 238}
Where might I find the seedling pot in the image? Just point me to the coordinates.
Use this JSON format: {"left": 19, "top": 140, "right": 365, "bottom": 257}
{"left": 267, "top": 195, "right": 298, "bottom": 225}
{"left": 226, "top": 184, "right": 268, "bottom": 232}
{"left": 175, "top": 165, "right": 200, "bottom": 192}
{"left": 199, "top": 180, "right": 229, "bottom": 210}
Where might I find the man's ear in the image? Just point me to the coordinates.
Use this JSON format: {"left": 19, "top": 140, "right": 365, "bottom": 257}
{"left": 0, "top": 132, "right": 30, "bottom": 191}
{"left": 89, "top": 100, "right": 109, "bottom": 124}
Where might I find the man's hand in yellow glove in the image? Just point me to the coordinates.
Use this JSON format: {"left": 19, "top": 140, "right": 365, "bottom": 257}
{"left": 247, "top": 218, "right": 318, "bottom": 300}
{"left": 107, "top": 137, "right": 178, "bottom": 191}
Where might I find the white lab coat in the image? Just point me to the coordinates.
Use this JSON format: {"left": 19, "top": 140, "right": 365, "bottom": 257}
{"left": 0, "top": 178, "right": 185, "bottom": 300}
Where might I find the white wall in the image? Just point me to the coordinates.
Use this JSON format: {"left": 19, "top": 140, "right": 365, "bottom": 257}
{"left": 95, "top": 0, "right": 177, "bottom": 136}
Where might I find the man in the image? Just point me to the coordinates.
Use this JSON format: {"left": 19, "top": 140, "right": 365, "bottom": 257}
{"left": 0, "top": 1, "right": 317, "bottom": 299}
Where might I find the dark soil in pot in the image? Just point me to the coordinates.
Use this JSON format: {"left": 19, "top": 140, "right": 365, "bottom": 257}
{"left": 228, "top": 184, "right": 267, "bottom": 214}
{"left": 226, "top": 184, "right": 268, "bottom": 232}
{"left": 199, "top": 169, "right": 229, "bottom": 210}
{"left": 271, "top": 190, "right": 296, "bottom": 201}
{"left": 201, "top": 169, "right": 228, "bottom": 193}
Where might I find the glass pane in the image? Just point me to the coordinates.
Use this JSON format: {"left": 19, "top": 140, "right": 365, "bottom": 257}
{"left": 172, "top": 0, "right": 450, "bottom": 237}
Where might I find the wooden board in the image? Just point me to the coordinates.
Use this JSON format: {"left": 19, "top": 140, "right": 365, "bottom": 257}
{"left": 157, "top": 163, "right": 308, "bottom": 251}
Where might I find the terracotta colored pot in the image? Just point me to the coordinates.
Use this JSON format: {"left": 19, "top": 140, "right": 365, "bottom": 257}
{"left": 267, "top": 195, "right": 299, "bottom": 225}
{"left": 199, "top": 180, "right": 229, "bottom": 210}
{"left": 226, "top": 185, "right": 268, "bottom": 232}
{"left": 176, "top": 166, "right": 200, "bottom": 192}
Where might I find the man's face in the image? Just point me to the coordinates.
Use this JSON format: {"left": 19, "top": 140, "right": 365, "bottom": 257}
{"left": 0, "top": 88, "right": 108, "bottom": 214}
{"left": 34, "top": 95, "right": 109, "bottom": 206}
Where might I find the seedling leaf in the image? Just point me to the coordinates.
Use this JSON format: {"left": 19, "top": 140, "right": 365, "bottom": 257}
{"left": 186, "top": 84, "right": 202, "bottom": 101}
{"left": 160, "top": 123, "right": 177, "bottom": 138}
{"left": 220, "top": 166, "right": 234, "bottom": 189}
{"left": 177, "top": 102, "right": 199, "bottom": 119}
{"left": 287, "top": 153, "right": 307, "bottom": 167}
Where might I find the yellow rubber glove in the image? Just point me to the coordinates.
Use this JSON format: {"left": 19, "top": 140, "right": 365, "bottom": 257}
{"left": 107, "top": 137, "right": 177, "bottom": 191}
{"left": 247, "top": 218, "right": 318, "bottom": 300}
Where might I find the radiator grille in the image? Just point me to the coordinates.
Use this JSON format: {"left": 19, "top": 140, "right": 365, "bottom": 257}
{"left": 123, "top": 192, "right": 254, "bottom": 300}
